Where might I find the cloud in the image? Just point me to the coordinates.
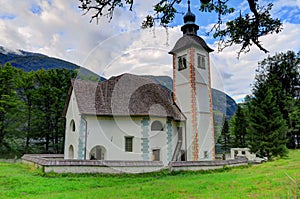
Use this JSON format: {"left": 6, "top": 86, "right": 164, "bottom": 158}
{"left": 0, "top": 0, "right": 299, "bottom": 103}
{"left": 210, "top": 21, "right": 300, "bottom": 101}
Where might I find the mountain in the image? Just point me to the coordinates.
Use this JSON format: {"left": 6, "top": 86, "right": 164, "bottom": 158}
{"left": 0, "top": 46, "right": 78, "bottom": 71}
{"left": 0, "top": 46, "right": 105, "bottom": 81}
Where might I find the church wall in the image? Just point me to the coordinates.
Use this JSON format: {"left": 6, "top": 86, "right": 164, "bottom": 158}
{"left": 85, "top": 116, "right": 142, "bottom": 161}
{"left": 82, "top": 115, "right": 183, "bottom": 166}
{"left": 64, "top": 90, "right": 81, "bottom": 159}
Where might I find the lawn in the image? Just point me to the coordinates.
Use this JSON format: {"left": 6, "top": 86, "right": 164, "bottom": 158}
{"left": 0, "top": 150, "right": 299, "bottom": 199}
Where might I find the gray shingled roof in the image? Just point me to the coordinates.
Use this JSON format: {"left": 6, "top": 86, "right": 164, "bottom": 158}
{"left": 65, "top": 73, "right": 185, "bottom": 121}
{"left": 169, "top": 34, "right": 214, "bottom": 54}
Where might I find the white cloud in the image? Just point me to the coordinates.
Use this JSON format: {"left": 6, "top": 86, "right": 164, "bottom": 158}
{"left": 211, "top": 22, "right": 300, "bottom": 101}
{"left": 0, "top": 0, "right": 299, "bottom": 102}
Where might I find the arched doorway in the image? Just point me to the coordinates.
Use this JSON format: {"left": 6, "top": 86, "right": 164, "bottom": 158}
{"left": 90, "top": 145, "right": 106, "bottom": 160}
{"left": 68, "top": 145, "right": 74, "bottom": 159}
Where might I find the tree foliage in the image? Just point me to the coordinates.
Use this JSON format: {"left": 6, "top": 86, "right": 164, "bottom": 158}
{"left": 0, "top": 63, "right": 23, "bottom": 156}
{"left": 218, "top": 117, "right": 231, "bottom": 153}
{"left": 229, "top": 50, "right": 299, "bottom": 159}
{"left": 247, "top": 87, "right": 288, "bottom": 159}
{"left": 0, "top": 65, "right": 77, "bottom": 158}
{"left": 230, "top": 104, "right": 248, "bottom": 148}
{"left": 254, "top": 51, "right": 300, "bottom": 149}
{"left": 79, "top": 0, "right": 282, "bottom": 56}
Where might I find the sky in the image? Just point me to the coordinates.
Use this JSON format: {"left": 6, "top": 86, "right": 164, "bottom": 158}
{"left": 0, "top": 0, "right": 299, "bottom": 102}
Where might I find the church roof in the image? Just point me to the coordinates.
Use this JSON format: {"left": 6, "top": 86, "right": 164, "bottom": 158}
{"left": 64, "top": 73, "right": 186, "bottom": 121}
{"left": 169, "top": 34, "right": 214, "bottom": 54}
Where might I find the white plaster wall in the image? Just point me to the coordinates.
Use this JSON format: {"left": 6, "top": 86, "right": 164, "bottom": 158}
{"left": 64, "top": 90, "right": 81, "bottom": 159}
{"left": 198, "top": 113, "right": 214, "bottom": 160}
{"left": 176, "top": 86, "right": 192, "bottom": 112}
{"left": 83, "top": 116, "right": 184, "bottom": 166}
{"left": 183, "top": 112, "right": 193, "bottom": 161}
{"left": 85, "top": 116, "right": 142, "bottom": 161}
{"left": 196, "top": 84, "right": 210, "bottom": 113}
{"left": 148, "top": 117, "right": 167, "bottom": 163}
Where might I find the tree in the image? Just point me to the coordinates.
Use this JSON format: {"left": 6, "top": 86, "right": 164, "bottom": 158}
{"left": 15, "top": 71, "right": 37, "bottom": 153}
{"left": 79, "top": 0, "right": 282, "bottom": 56}
{"left": 230, "top": 104, "right": 248, "bottom": 148}
{"left": 255, "top": 51, "right": 300, "bottom": 149}
{"left": 287, "top": 98, "right": 300, "bottom": 149}
{"left": 35, "top": 68, "right": 76, "bottom": 153}
{"left": 218, "top": 117, "right": 231, "bottom": 154}
{"left": 248, "top": 85, "right": 288, "bottom": 159}
{"left": 0, "top": 63, "right": 23, "bottom": 156}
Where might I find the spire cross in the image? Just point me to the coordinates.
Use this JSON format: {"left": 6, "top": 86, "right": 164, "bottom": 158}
{"left": 188, "top": 0, "right": 191, "bottom": 11}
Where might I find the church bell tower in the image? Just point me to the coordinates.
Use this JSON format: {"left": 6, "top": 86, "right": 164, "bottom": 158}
{"left": 169, "top": 0, "right": 215, "bottom": 160}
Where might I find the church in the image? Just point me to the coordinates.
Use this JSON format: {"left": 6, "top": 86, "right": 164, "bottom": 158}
{"left": 63, "top": 1, "right": 215, "bottom": 166}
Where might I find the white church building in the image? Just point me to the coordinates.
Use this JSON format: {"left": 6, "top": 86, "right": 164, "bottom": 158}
{"left": 63, "top": 2, "right": 215, "bottom": 166}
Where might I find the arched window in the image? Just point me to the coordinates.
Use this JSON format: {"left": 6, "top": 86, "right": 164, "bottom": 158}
{"left": 90, "top": 145, "right": 106, "bottom": 160}
{"left": 68, "top": 145, "right": 74, "bottom": 159}
{"left": 151, "top": 121, "right": 164, "bottom": 131}
{"left": 70, "top": 120, "right": 75, "bottom": 132}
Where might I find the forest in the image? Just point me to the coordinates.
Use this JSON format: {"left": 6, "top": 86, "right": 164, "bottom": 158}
{"left": 218, "top": 50, "right": 300, "bottom": 160}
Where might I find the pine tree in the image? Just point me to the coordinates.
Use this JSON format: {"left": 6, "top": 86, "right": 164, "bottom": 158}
{"left": 255, "top": 50, "right": 300, "bottom": 149}
{"left": 288, "top": 99, "right": 300, "bottom": 149}
{"left": 218, "top": 118, "right": 231, "bottom": 154}
{"left": 230, "top": 104, "right": 248, "bottom": 148}
{"left": 248, "top": 86, "right": 288, "bottom": 159}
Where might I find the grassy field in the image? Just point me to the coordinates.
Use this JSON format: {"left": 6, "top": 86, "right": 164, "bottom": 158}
{"left": 0, "top": 150, "right": 299, "bottom": 199}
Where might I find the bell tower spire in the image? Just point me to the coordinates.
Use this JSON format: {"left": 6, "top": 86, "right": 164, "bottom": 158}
{"left": 181, "top": 0, "right": 199, "bottom": 35}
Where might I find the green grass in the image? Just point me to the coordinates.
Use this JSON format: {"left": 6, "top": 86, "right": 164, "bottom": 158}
{"left": 0, "top": 150, "right": 299, "bottom": 199}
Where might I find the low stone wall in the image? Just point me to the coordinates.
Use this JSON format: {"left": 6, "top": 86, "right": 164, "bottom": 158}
{"left": 22, "top": 154, "right": 164, "bottom": 174}
{"left": 22, "top": 154, "right": 249, "bottom": 174}
{"left": 169, "top": 158, "right": 248, "bottom": 172}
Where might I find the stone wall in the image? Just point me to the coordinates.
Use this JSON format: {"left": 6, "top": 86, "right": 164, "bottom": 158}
{"left": 22, "top": 154, "right": 164, "bottom": 174}
{"left": 22, "top": 154, "right": 249, "bottom": 174}
{"left": 169, "top": 158, "right": 248, "bottom": 172}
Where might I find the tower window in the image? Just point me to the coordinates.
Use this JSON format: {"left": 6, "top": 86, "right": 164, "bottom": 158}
{"left": 178, "top": 55, "right": 187, "bottom": 71}
{"left": 197, "top": 54, "right": 206, "bottom": 69}
{"left": 125, "top": 136, "right": 133, "bottom": 152}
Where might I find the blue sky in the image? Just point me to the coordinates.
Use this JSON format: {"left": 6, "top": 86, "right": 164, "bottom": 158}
{"left": 0, "top": 0, "right": 299, "bottom": 102}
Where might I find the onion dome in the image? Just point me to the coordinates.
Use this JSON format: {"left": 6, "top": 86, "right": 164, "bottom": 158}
{"left": 181, "top": 0, "right": 199, "bottom": 35}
